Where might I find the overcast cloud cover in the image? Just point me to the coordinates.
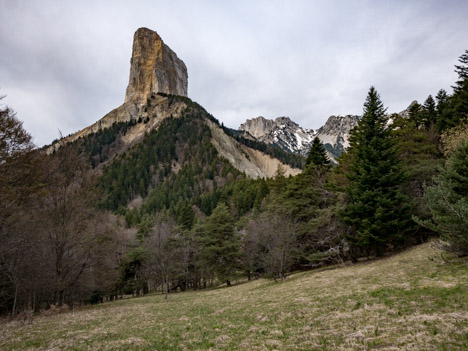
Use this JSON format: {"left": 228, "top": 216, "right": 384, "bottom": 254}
{"left": 1, "top": 0, "right": 468, "bottom": 146}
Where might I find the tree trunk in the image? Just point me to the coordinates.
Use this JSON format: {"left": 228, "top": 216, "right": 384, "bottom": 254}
{"left": 11, "top": 285, "right": 18, "bottom": 318}
{"left": 164, "top": 273, "right": 169, "bottom": 300}
{"left": 32, "top": 287, "right": 36, "bottom": 313}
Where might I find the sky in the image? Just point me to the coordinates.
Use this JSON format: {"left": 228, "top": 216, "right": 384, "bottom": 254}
{"left": 1, "top": 0, "right": 468, "bottom": 146}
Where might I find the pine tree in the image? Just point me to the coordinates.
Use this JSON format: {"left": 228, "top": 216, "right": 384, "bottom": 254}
{"left": 408, "top": 102, "right": 423, "bottom": 128}
{"left": 436, "top": 89, "right": 449, "bottom": 111}
{"left": 416, "top": 143, "right": 468, "bottom": 256}
{"left": 391, "top": 114, "right": 443, "bottom": 241}
{"left": 270, "top": 164, "right": 287, "bottom": 196}
{"left": 177, "top": 202, "right": 195, "bottom": 230}
{"left": 451, "top": 50, "right": 468, "bottom": 125}
{"left": 435, "top": 89, "right": 451, "bottom": 132}
{"left": 199, "top": 203, "right": 241, "bottom": 286}
{"left": 306, "top": 137, "right": 331, "bottom": 168}
{"left": 436, "top": 50, "right": 468, "bottom": 131}
{"left": 422, "top": 95, "right": 437, "bottom": 128}
{"left": 454, "top": 50, "right": 468, "bottom": 90}
{"left": 340, "top": 87, "right": 411, "bottom": 257}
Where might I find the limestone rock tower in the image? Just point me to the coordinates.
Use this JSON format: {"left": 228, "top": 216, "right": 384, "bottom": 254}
{"left": 125, "top": 27, "right": 188, "bottom": 104}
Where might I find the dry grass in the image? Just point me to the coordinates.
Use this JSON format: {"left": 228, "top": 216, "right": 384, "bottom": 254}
{"left": 1, "top": 243, "right": 467, "bottom": 350}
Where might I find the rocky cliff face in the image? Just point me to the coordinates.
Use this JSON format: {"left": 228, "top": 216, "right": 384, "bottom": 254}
{"left": 125, "top": 27, "right": 188, "bottom": 104}
{"left": 315, "top": 115, "right": 360, "bottom": 160}
{"left": 208, "top": 119, "right": 301, "bottom": 178}
{"left": 239, "top": 116, "right": 277, "bottom": 139}
{"left": 239, "top": 116, "right": 315, "bottom": 155}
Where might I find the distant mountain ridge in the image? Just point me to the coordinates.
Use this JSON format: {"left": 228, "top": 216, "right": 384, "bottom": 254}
{"left": 239, "top": 114, "right": 360, "bottom": 161}
{"left": 238, "top": 99, "right": 419, "bottom": 162}
{"left": 239, "top": 116, "right": 315, "bottom": 155}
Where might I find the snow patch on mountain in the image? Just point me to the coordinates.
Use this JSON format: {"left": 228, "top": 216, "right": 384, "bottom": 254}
{"left": 240, "top": 116, "right": 316, "bottom": 156}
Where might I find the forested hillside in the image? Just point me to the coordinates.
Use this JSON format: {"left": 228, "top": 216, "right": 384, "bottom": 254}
{"left": 1, "top": 50, "right": 468, "bottom": 318}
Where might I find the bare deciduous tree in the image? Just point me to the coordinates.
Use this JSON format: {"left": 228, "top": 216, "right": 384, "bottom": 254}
{"left": 245, "top": 213, "right": 298, "bottom": 282}
{"left": 143, "top": 215, "right": 178, "bottom": 299}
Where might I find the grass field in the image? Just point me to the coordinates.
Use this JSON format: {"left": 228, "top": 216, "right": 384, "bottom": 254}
{"left": 1, "top": 243, "right": 467, "bottom": 350}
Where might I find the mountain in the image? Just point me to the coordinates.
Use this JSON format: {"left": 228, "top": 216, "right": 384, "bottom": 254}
{"left": 49, "top": 28, "right": 299, "bottom": 179}
{"left": 239, "top": 114, "right": 360, "bottom": 161}
{"left": 239, "top": 116, "right": 315, "bottom": 156}
{"left": 49, "top": 27, "right": 361, "bottom": 171}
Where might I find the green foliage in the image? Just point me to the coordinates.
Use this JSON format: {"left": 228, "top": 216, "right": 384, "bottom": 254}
{"left": 80, "top": 122, "right": 131, "bottom": 167}
{"left": 391, "top": 114, "right": 444, "bottom": 240}
{"left": 177, "top": 202, "right": 195, "bottom": 230}
{"left": 451, "top": 50, "right": 468, "bottom": 124}
{"left": 340, "top": 87, "right": 411, "bottom": 255}
{"left": 408, "top": 102, "right": 423, "bottom": 127}
{"left": 274, "top": 167, "right": 327, "bottom": 222}
{"left": 435, "top": 89, "right": 451, "bottom": 132}
{"left": 118, "top": 247, "right": 147, "bottom": 295}
{"left": 422, "top": 95, "right": 437, "bottom": 128}
{"left": 408, "top": 97, "right": 437, "bottom": 130}
{"left": 416, "top": 143, "right": 468, "bottom": 256}
{"left": 436, "top": 51, "right": 468, "bottom": 132}
{"left": 306, "top": 136, "right": 331, "bottom": 168}
{"left": 199, "top": 203, "right": 241, "bottom": 285}
{"left": 192, "top": 177, "right": 269, "bottom": 219}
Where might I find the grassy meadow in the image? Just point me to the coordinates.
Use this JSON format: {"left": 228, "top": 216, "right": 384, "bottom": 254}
{"left": 1, "top": 243, "right": 467, "bottom": 350}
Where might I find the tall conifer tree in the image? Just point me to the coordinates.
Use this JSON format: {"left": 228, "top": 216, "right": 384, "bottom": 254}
{"left": 422, "top": 95, "right": 437, "bottom": 128}
{"left": 306, "top": 137, "right": 331, "bottom": 168}
{"left": 340, "top": 87, "right": 410, "bottom": 256}
{"left": 451, "top": 50, "right": 468, "bottom": 125}
{"left": 200, "top": 203, "right": 240, "bottom": 286}
{"left": 436, "top": 50, "right": 468, "bottom": 131}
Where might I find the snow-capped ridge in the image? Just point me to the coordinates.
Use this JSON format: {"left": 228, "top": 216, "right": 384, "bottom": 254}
{"left": 239, "top": 114, "right": 359, "bottom": 161}
{"left": 239, "top": 116, "right": 315, "bottom": 156}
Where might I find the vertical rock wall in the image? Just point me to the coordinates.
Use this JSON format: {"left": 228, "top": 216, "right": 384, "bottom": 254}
{"left": 125, "top": 27, "right": 188, "bottom": 104}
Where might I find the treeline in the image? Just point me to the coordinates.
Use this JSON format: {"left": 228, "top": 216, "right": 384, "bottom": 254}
{"left": 1, "top": 50, "right": 467, "bottom": 317}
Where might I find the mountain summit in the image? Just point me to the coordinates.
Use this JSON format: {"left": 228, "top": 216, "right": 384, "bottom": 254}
{"left": 239, "top": 116, "right": 315, "bottom": 155}
{"left": 125, "top": 27, "right": 188, "bottom": 104}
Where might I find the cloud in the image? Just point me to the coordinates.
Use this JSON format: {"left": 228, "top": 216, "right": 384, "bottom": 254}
{"left": 0, "top": 0, "right": 467, "bottom": 145}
